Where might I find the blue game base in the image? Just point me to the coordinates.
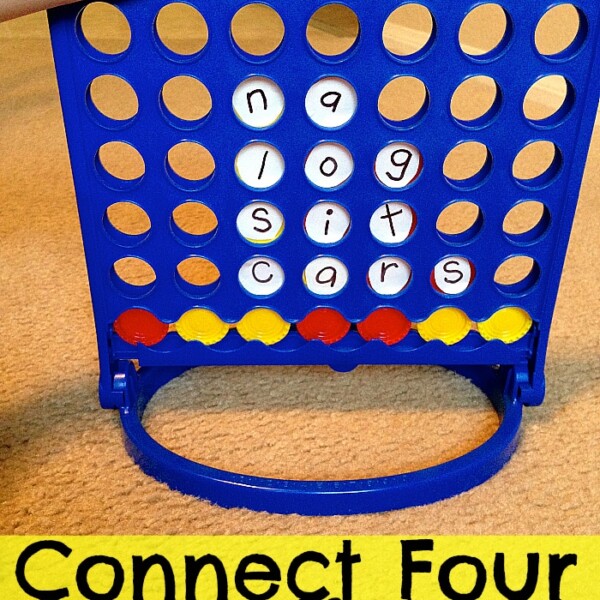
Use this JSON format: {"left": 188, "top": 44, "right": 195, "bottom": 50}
{"left": 118, "top": 364, "right": 522, "bottom": 515}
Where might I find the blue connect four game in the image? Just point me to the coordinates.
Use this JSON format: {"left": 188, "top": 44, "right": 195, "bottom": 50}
{"left": 48, "top": 1, "right": 600, "bottom": 514}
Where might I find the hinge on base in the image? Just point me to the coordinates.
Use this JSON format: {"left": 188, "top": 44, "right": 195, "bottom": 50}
{"left": 107, "top": 360, "right": 139, "bottom": 410}
{"left": 506, "top": 330, "right": 546, "bottom": 406}
{"left": 504, "top": 327, "right": 546, "bottom": 406}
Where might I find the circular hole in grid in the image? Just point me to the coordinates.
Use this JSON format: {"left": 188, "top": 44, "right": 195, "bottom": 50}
{"left": 239, "top": 257, "right": 285, "bottom": 298}
{"left": 535, "top": 4, "right": 588, "bottom": 59}
{"left": 443, "top": 142, "right": 492, "bottom": 189}
{"left": 305, "top": 77, "right": 357, "bottom": 130}
{"left": 172, "top": 202, "right": 218, "bottom": 245}
{"left": 235, "top": 142, "right": 285, "bottom": 190}
{"left": 503, "top": 201, "right": 551, "bottom": 244}
{"left": 459, "top": 3, "right": 512, "bottom": 60}
{"left": 451, "top": 76, "right": 502, "bottom": 128}
{"left": 105, "top": 202, "right": 151, "bottom": 244}
{"left": 431, "top": 256, "right": 476, "bottom": 296}
{"left": 167, "top": 142, "right": 215, "bottom": 189}
{"left": 306, "top": 4, "right": 360, "bottom": 59}
{"left": 512, "top": 141, "right": 562, "bottom": 189}
{"left": 233, "top": 77, "right": 285, "bottom": 130}
{"left": 368, "top": 257, "right": 412, "bottom": 297}
{"left": 437, "top": 201, "right": 483, "bottom": 244}
{"left": 303, "top": 256, "right": 349, "bottom": 298}
{"left": 231, "top": 3, "right": 285, "bottom": 58}
{"left": 378, "top": 76, "right": 429, "bottom": 128}
{"left": 155, "top": 2, "right": 209, "bottom": 57}
{"left": 176, "top": 257, "right": 221, "bottom": 297}
{"left": 78, "top": 2, "right": 131, "bottom": 57}
{"left": 88, "top": 75, "right": 139, "bottom": 125}
{"left": 161, "top": 76, "right": 212, "bottom": 127}
{"left": 523, "top": 75, "right": 574, "bottom": 127}
{"left": 370, "top": 202, "right": 417, "bottom": 246}
{"left": 96, "top": 142, "right": 145, "bottom": 189}
{"left": 305, "top": 142, "right": 354, "bottom": 190}
{"left": 112, "top": 257, "right": 156, "bottom": 296}
{"left": 304, "top": 202, "right": 351, "bottom": 246}
{"left": 237, "top": 202, "right": 285, "bottom": 246}
{"left": 382, "top": 3, "right": 435, "bottom": 60}
{"left": 375, "top": 142, "right": 423, "bottom": 190}
{"left": 494, "top": 256, "right": 540, "bottom": 295}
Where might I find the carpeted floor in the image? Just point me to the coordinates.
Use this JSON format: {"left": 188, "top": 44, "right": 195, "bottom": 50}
{"left": 0, "top": 10, "right": 598, "bottom": 535}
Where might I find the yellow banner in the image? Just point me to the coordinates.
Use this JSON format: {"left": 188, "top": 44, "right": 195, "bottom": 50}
{"left": 0, "top": 537, "right": 598, "bottom": 599}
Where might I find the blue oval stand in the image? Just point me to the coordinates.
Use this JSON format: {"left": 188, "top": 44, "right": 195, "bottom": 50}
{"left": 120, "top": 365, "right": 521, "bottom": 515}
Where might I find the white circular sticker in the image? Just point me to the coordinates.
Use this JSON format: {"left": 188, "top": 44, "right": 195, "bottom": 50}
{"left": 368, "top": 257, "right": 412, "bottom": 296}
{"left": 375, "top": 142, "right": 423, "bottom": 189}
{"left": 303, "top": 257, "right": 349, "bottom": 297}
{"left": 233, "top": 77, "right": 285, "bottom": 130}
{"left": 370, "top": 202, "right": 416, "bottom": 245}
{"left": 304, "top": 202, "right": 351, "bottom": 245}
{"left": 239, "top": 257, "right": 285, "bottom": 297}
{"left": 237, "top": 202, "right": 285, "bottom": 245}
{"left": 305, "top": 77, "right": 357, "bottom": 129}
{"left": 235, "top": 142, "right": 285, "bottom": 190}
{"left": 433, "top": 256, "right": 474, "bottom": 295}
{"left": 305, "top": 143, "right": 354, "bottom": 189}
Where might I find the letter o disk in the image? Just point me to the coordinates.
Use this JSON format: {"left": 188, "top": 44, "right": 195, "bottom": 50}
{"left": 305, "top": 143, "right": 354, "bottom": 189}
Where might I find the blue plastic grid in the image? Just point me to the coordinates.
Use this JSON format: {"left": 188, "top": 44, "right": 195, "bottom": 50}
{"left": 48, "top": 1, "right": 600, "bottom": 513}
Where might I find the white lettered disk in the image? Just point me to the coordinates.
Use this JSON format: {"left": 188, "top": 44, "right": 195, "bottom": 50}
{"left": 237, "top": 202, "right": 285, "bottom": 245}
{"left": 368, "top": 257, "right": 412, "bottom": 296}
{"left": 304, "top": 202, "right": 351, "bottom": 245}
{"left": 375, "top": 142, "right": 423, "bottom": 189}
{"left": 305, "top": 77, "right": 357, "bottom": 129}
{"left": 305, "top": 143, "right": 354, "bottom": 189}
{"left": 235, "top": 142, "right": 285, "bottom": 190}
{"left": 239, "top": 256, "right": 285, "bottom": 297}
{"left": 370, "top": 202, "right": 416, "bottom": 245}
{"left": 303, "top": 256, "right": 349, "bottom": 297}
{"left": 432, "top": 256, "right": 475, "bottom": 295}
{"left": 233, "top": 77, "right": 285, "bottom": 130}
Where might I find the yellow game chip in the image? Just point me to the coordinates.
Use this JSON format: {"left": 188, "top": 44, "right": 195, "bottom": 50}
{"left": 246, "top": 222, "right": 285, "bottom": 246}
{"left": 175, "top": 309, "right": 229, "bottom": 345}
{"left": 237, "top": 309, "right": 290, "bottom": 345}
{"left": 478, "top": 307, "right": 533, "bottom": 343}
{"left": 417, "top": 308, "right": 472, "bottom": 345}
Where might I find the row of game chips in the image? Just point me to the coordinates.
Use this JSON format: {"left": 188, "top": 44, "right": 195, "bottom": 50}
{"left": 114, "top": 306, "right": 533, "bottom": 348}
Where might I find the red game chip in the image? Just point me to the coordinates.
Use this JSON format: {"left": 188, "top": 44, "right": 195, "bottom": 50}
{"left": 113, "top": 309, "right": 169, "bottom": 347}
{"left": 358, "top": 308, "right": 411, "bottom": 345}
{"left": 297, "top": 308, "right": 351, "bottom": 345}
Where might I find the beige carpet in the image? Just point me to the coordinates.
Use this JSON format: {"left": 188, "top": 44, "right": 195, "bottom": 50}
{"left": 0, "top": 11, "right": 598, "bottom": 535}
